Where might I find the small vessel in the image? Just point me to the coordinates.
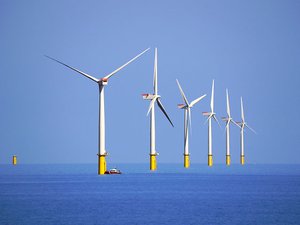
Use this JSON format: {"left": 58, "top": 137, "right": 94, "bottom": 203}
{"left": 105, "top": 168, "right": 122, "bottom": 175}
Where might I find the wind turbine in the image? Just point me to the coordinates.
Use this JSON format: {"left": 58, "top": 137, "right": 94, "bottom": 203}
{"left": 176, "top": 79, "right": 206, "bottom": 168}
{"left": 45, "top": 48, "right": 150, "bottom": 175}
{"left": 202, "top": 80, "right": 220, "bottom": 166}
{"left": 237, "top": 97, "right": 256, "bottom": 165}
{"left": 142, "top": 48, "right": 174, "bottom": 171}
{"left": 221, "top": 89, "right": 239, "bottom": 166}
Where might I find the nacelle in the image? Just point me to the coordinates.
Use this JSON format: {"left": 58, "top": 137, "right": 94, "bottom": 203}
{"left": 142, "top": 93, "right": 155, "bottom": 100}
{"left": 202, "top": 112, "right": 211, "bottom": 116}
{"left": 100, "top": 78, "right": 108, "bottom": 86}
{"left": 177, "top": 104, "right": 185, "bottom": 109}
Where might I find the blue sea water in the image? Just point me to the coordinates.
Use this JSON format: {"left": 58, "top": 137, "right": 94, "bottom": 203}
{"left": 0, "top": 164, "right": 299, "bottom": 225}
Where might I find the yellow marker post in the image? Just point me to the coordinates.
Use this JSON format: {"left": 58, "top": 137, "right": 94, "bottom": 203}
{"left": 208, "top": 154, "right": 213, "bottom": 167}
{"left": 98, "top": 154, "right": 107, "bottom": 175}
{"left": 226, "top": 155, "right": 231, "bottom": 166}
{"left": 150, "top": 154, "right": 157, "bottom": 171}
{"left": 241, "top": 155, "right": 245, "bottom": 165}
{"left": 12, "top": 155, "right": 17, "bottom": 165}
{"left": 184, "top": 154, "right": 190, "bottom": 168}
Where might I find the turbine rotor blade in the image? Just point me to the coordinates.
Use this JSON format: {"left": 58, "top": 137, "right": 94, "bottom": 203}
{"left": 153, "top": 48, "right": 158, "bottom": 95}
{"left": 188, "top": 107, "right": 192, "bottom": 134}
{"left": 204, "top": 113, "right": 213, "bottom": 124}
{"left": 223, "top": 120, "right": 229, "bottom": 135}
{"left": 226, "top": 118, "right": 230, "bottom": 129}
{"left": 184, "top": 110, "right": 188, "bottom": 139}
{"left": 157, "top": 98, "right": 174, "bottom": 127}
{"left": 104, "top": 48, "right": 150, "bottom": 80}
{"left": 213, "top": 114, "right": 221, "bottom": 128}
{"left": 146, "top": 96, "right": 158, "bottom": 116}
{"left": 231, "top": 119, "right": 241, "bottom": 128}
{"left": 45, "top": 55, "right": 99, "bottom": 83}
{"left": 210, "top": 80, "right": 215, "bottom": 112}
{"left": 176, "top": 79, "right": 189, "bottom": 106}
{"left": 241, "top": 97, "right": 245, "bottom": 122}
{"left": 246, "top": 124, "right": 257, "bottom": 134}
{"left": 190, "top": 94, "right": 206, "bottom": 107}
{"left": 226, "top": 89, "right": 231, "bottom": 117}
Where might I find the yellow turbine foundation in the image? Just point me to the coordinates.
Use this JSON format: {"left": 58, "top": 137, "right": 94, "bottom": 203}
{"left": 98, "top": 154, "right": 107, "bottom": 175}
{"left": 150, "top": 154, "right": 157, "bottom": 171}
{"left": 184, "top": 154, "right": 190, "bottom": 168}
{"left": 241, "top": 155, "right": 245, "bottom": 165}
{"left": 12, "top": 155, "right": 17, "bottom": 165}
{"left": 208, "top": 155, "right": 213, "bottom": 167}
{"left": 226, "top": 155, "right": 231, "bottom": 166}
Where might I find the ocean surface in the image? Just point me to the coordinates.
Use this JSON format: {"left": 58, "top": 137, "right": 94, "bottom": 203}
{"left": 0, "top": 164, "right": 299, "bottom": 225}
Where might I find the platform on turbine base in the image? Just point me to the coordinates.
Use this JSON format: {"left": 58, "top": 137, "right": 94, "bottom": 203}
{"left": 184, "top": 154, "right": 190, "bottom": 168}
{"left": 241, "top": 155, "right": 245, "bottom": 165}
{"left": 98, "top": 154, "right": 107, "bottom": 175}
{"left": 150, "top": 154, "right": 157, "bottom": 171}
{"left": 208, "top": 155, "right": 213, "bottom": 167}
{"left": 226, "top": 155, "right": 231, "bottom": 166}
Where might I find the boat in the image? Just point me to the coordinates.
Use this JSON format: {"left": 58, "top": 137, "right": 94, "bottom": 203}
{"left": 104, "top": 168, "right": 122, "bottom": 174}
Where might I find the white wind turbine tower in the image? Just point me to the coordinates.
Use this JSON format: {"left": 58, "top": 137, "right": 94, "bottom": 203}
{"left": 45, "top": 48, "right": 150, "bottom": 175}
{"left": 221, "top": 89, "right": 239, "bottom": 166}
{"left": 202, "top": 80, "right": 220, "bottom": 166}
{"left": 176, "top": 79, "right": 206, "bottom": 168}
{"left": 142, "top": 48, "right": 174, "bottom": 171}
{"left": 237, "top": 97, "right": 256, "bottom": 165}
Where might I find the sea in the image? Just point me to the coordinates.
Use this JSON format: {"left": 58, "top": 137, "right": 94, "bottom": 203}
{"left": 0, "top": 164, "right": 299, "bottom": 225}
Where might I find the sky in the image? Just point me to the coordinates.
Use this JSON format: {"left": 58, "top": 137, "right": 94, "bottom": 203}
{"left": 0, "top": 0, "right": 299, "bottom": 164}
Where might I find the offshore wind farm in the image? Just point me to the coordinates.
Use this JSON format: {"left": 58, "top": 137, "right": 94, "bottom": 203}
{"left": 44, "top": 47, "right": 254, "bottom": 173}
{"left": 1, "top": 1, "right": 300, "bottom": 225}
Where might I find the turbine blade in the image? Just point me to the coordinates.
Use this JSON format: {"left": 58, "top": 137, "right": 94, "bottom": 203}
{"left": 157, "top": 98, "right": 174, "bottom": 127}
{"left": 210, "top": 80, "right": 215, "bottom": 112}
{"left": 226, "top": 119, "right": 230, "bottom": 129}
{"left": 188, "top": 107, "right": 192, "bottom": 134}
{"left": 226, "top": 89, "right": 231, "bottom": 117}
{"left": 146, "top": 97, "right": 157, "bottom": 116}
{"left": 204, "top": 113, "right": 212, "bottom": 124}
{"left": 184, "top": 109, "right": 189, "bottom": 141}
{"left": 104, "top": 48, "right": 150, "bottom": 79}
{"left": 246, "top": 124, "right": 257, "bottom": 134}
{"left": 231, "top": 119, "right": 241, "bottom": 128}
{"left": 213, "top": 114, "right": 221, "bottom": 128}
{"left": 45, "top": 55, "right": 99, "bottom": 82}
{"left": 241, "top": 97, "right": 245, "bottom": 122}
{"left": 153, "top": 48, "right": 158, "bottom": 95}
{"left": 176, "top": 79, "right": 189, "bottom": 106}
{"left": 223, "top": 120, "right": 229, "bottom": 135}
{"left": 190, "top": 94, "right": 206, "bottom": 107}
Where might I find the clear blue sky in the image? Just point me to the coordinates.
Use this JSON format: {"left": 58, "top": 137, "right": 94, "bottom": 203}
{"left": 0, "top": 0, "right": 299, "bottom": 164}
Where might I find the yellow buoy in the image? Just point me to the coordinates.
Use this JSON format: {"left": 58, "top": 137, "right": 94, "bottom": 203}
{"left": 12, "top": 155, "right": 17, "bottom": 165}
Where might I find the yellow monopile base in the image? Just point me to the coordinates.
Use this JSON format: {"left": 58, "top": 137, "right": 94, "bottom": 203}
{"left": 150, "top": 154, "right": 157, "bottom": 171}
{"left": 98, "top": 155, "right": 107, "bottom": 175}
{"left": 241, "top": 155, "right": 245, "bottom": 165}
{"left": 12, "top": 155, "right": 17, "bottom": 165}
{"left": 184, "top": 154, "right": 190, "bottom": 168}
{"left": 226, "top": 155, "right": 231, "bottom": 166}
{"left": 208, "top": 155, "right": 213, "bottom": 167}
